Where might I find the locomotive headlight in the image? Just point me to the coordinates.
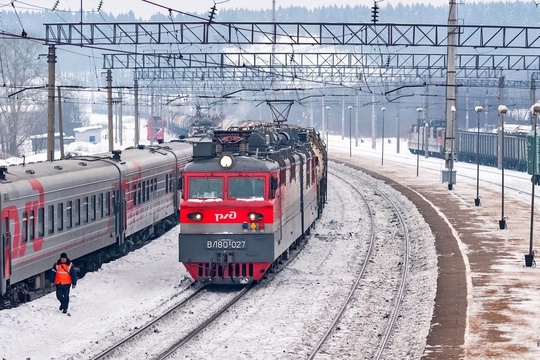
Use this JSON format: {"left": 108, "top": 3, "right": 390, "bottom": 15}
{"left": 248, "top": 212, "right": 263, "bottom": 221}
{"left": 219, "top": 155, "right": 233, "bottom": 169}
{"left": 187, "top": 212, "right": 203, "bottom": 221}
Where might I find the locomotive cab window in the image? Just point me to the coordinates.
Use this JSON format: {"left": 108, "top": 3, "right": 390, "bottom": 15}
{"left": 229, "top": 177, "right": 264, "bottom": 199}
{"left": 188, "top": 178, "right": 223, "bottom": 199}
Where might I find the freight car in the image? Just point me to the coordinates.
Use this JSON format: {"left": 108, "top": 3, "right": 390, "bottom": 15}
{"left": 408, "top": 121, "right": 528, "bottom": 172}
{"left": 178, "top": 121, "right": 327, "bottom": 284}
{"left": 0, "top": 141, "right": 192, "bottom": 308}
{"left": 167, "top": 106, "right": 225, "bottom": 139}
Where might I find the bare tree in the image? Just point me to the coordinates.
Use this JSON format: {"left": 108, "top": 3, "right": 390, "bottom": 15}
{"left": 0, "top": 37, "right": 47, "bottom": 157}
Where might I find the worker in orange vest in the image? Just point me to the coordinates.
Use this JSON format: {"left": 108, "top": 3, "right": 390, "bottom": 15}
{"left": 50, "top": 252, "right": 78, "bottom": 314}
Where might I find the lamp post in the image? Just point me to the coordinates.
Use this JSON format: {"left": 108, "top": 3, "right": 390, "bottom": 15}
{"left": 526, "top": 103, "right": 540, "bottom": 267}
{"left": 448, "top": 105, "right": 456, "bottom": 190}
{"left": 381, "top": 107, "right": 386, "bottom": 165}
{"left": 498, "top": 104, "right": 508, "bottom": 229}
{"left": 348, "top": 105, "right": 353, "bottom": 157}
{"left": 325, "top": 105, "right": 330, "bottom": 146}
{"left": 474, "top": 105, "right": 483, "bottom": 206}
{"left": 416, "top": 108, "right": 423, "bottom": 176}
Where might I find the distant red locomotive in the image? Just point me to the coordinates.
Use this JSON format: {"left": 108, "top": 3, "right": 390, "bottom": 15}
{"left": 147, "top": 116, "right": 165, "bottom": 143}
{"left": 178, "top": 121, "right": 327, "bottom": 283}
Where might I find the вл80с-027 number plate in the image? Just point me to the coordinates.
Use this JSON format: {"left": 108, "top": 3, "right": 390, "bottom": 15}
{"left": 206, "top": 240, "right": 247, "bottom": 249}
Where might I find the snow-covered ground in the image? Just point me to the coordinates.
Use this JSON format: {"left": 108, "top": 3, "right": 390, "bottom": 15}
{"left": 1, "top": 118, "right": 540, "bottom": 359}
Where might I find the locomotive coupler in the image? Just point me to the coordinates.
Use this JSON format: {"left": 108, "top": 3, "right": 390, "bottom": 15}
{"left": 216, "top": 251, "right": 234, "bottom": 266}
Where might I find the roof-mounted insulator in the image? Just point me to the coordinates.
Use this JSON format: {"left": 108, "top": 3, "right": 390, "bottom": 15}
{"left": 0, "top": 165, "right": 7, "bottom": 180}
{"left": 112, "top": 150, "right": 122, "bottom": 161}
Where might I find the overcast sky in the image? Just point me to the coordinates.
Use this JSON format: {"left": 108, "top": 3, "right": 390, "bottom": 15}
{"left": 9, "top": 0, "right": 514, "bottom": 20}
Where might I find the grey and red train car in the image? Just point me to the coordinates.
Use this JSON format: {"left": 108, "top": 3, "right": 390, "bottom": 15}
{"left": 0, "top": 141, "right": 191, "bottom": 307}
{"left": 178, "top": 122, "right": 327, "bottom": 284}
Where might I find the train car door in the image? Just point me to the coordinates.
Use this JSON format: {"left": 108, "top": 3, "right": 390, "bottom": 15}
{"left": 114, "top": 189, "right": 125, "bottom": 245}
{"left": 299, "top": 157, "right": 305, "bottom": 235}
{"left": 1, "top": 215, "right": 12, "bottom": 295}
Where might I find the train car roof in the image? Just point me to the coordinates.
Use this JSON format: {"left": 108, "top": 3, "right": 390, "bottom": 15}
{"left": 0, "top": 141, "right": 192, "bottom": 191}
{"left": 0, "top": 155, "right": 117, "bottom": 192}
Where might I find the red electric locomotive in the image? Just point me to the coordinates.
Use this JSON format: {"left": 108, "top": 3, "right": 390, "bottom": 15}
{"left": 178, "top": 121, "right": 327, "bottom": 284}
{"left": 147, "top": 116, "right": 165, "bottom": 143}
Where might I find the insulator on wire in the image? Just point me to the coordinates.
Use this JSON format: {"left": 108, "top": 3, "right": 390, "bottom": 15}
{"left": 208, "top": 4, "right": 217, "bottom": 23}
{"left": 371, "top": 2, "right": 379, "bottom": 24}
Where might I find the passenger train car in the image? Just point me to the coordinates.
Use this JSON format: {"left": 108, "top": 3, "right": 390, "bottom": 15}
{"left": 408, "top": 121, "right": 529, "bottom": 172}
{"left": 0, "top": 141, "right": 192, "bottom": 308}
{"left": 178, "top": 121, "right": 327, "bottom": 284}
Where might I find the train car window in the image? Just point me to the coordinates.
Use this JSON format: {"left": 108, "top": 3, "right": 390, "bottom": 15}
{"left": 169, "top": 173, "right": 174, "bottom": 194}
{"left": 66, "top": 201, "right": 73, "bottom": 229}
{"left": 188, "top": 178, "right": 223, "bottom": 199}
{"left": 114, "top": 190, "right": 119, "bottom": 214}
{"left": 22, "top": 211, "right": 28, "bottom": 242}
{"left": 165, "top": 174, "right": 170, "bottom": 194}
{"left": 48, "top": 205, "right": 54, "bottom": 235}
{"left": 83, "top": 197, "right": 89, "bottom": 224}
{"left": 312, "top": 158, "right": 316, "bottom": 184}
{"left": 137, "top": 183, "right": 142, "bottom": 205}
{"left": 141, "top": 181, "right": 145, "bottom": 203}
{"left": 38, "top": 207, "right": 44, "bottom": 238}
{"left": 74, "top": 199, "right": 81, "bottom": 226}
{"left": 154, "top": 177, "right": 158, "bottom": 192}
{"left": 146, "top": 181, "right": 150, "bottom": 201}
{"left": 229, "top": 178, "right": 264, "bottom": 199}
{"left": 306, "top": 158, "right": 311, "bottom": 187}
{"left": 105, "top": 192, "right": 111, "bottom": 216}
{"left": 57, "top": 203, "right": 63, "bottom": 232}
{"left": 91, "top": 195, "right": 96, "bottom": 221}
{"left": 132, "top": 184, "right": 137, "bottom": 206}
{"left": 144, "top": 181, "right": 148, "bottom": 202}
{"left": 99, "top": 193, "right": 104, "bottom": 218}
{"left": 29, "top": 210, "right": 35, "bottom": 241}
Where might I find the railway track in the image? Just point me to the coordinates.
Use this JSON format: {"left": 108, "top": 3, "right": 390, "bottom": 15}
{"left": 307, "top": 169, "right": 411, "bottom": 359}
{"left": 90, "top": 283, "right": 208, "bottom": 360}
{"left": 90, "top": 219, "right": 313, "bottom": 359}
{"left": 91, "top": 283, "right": 254, "bottom": 359}
{"left": 158, "top": 283, "right": 254, "bottom": 359}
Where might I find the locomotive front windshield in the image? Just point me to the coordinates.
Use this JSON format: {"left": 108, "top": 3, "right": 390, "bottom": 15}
{"left": 188, "top": 178, "right": 223, "bottom": 199}
{"left": 187, "top": 176, "right": 265, "bottom": 199}
{"left": 229, "top": 177, "right": 264, "bottom": 199}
